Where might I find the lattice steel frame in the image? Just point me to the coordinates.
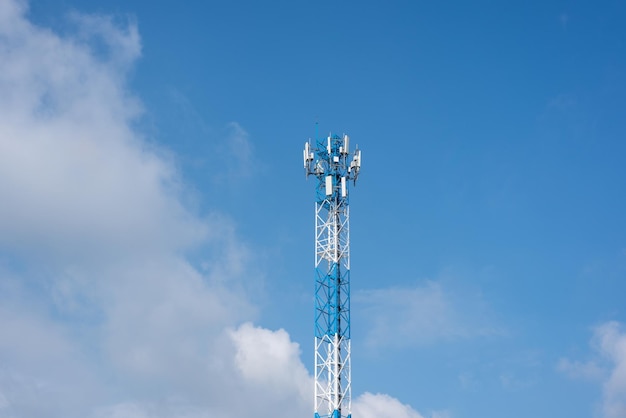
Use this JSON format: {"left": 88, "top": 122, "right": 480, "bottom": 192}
{"left": 304, "top": 132, "right": 361, "bottom": 418}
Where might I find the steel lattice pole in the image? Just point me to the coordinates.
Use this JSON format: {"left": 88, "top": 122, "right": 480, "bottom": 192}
{"left": 304, "top": 132, "right": 361, "bottom": 418}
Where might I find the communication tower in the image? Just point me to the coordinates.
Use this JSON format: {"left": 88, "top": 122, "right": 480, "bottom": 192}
{"left": 303, "top": 130, "right": 362, "bottom": 418}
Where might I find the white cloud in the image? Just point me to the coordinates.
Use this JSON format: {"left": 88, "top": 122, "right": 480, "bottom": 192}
{"left": 559, "top": 321, "right": 626, "bottom": 418}
{"left": 0, "top": 304, "right": 102, "bottom": 417}
{"left": 0, "top": 2, "right": 255, "bottom": 416}
{"left": 0, "top": 2, "right": 432, "bottom": 418}
{"left": 595, "top": 322, "right": 626, "bottom": 418}
{"left": 0, "top": 0, "right": 204, "bottom": 263}
{"left": 93, "top": 403, "right": 153, "bottom": 418}
{"left": 353, "top": 393, "right": 425, "bottom": 418}
{"left": 229, "top": 323, "right": 312, "bottom": 415}
{"left": 352, "top": 393, "right": 449, "bottom": 418}
{"left": 230, "top": 322, "right": 312, "bottom": 402}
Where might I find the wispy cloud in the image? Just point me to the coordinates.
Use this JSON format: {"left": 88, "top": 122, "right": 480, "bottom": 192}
{"left": 558, "top": 321, "right": 626, "bottom": 418}
{"left": 557, "top": 357, "right": 604, "bottom": 381}
{"left": 163, "top": 88, "right": 258, "bottom": 184}
{"left": 559, "top": 13, "right": 570, "bottom": 30}
{"left": 218, "top": 121, "right": 256, "bottom": 180}
{"left": 69, "top": 11, "right": 141, "bottom": 69}
{"left": 355, "top": 280, "right": 501, "bottom": 349}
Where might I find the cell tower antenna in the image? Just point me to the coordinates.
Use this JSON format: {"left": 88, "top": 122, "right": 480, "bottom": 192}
{"left": 303, "top": 130, "right": 362, "bottom": 418}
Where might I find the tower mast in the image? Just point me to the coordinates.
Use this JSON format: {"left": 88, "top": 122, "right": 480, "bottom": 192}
{"left": 304, "top": 131, "right": 362, "bottom": 418}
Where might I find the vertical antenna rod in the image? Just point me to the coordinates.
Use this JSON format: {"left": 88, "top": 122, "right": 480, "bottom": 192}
{"left": 304, "top": 131, "right": 362, "bottom": 418}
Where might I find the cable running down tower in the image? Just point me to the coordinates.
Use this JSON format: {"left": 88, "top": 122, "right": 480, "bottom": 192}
{"left": 304, "top": 131, "right": 362, "bottom": 418}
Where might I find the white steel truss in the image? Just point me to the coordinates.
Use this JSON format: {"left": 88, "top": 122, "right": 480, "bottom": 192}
{"left": 304, "top": 132, "right": 361, "bottom": 418}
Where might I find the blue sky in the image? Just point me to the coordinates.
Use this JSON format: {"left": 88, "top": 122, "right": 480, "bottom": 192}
{"left": 1, "top": 0, "right": 626, "bottom": 417}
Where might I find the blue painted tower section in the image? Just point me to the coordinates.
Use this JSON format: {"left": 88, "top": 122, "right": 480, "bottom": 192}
{"left": 304, "top": 131, "right": 361, "bottom": 418}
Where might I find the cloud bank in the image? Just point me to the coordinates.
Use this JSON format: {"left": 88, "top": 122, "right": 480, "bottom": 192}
{"left": 0, "top": 2, "right": 429, "bottom": 418}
